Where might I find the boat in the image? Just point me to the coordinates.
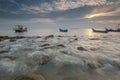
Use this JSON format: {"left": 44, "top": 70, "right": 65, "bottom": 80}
{"left": 106, "top": 24, "right": 120, "bottom": 32}
{"left": 14, "top": 25, "right": 27, "bottom": 32}
{"left": 92, "top": 28, "right": 108, "bottom": 33}
{"left": 59, "top": 28, "right": 68, "bottom": 32}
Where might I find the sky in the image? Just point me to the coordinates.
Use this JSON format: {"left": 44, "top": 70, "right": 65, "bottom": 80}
{"left": 0, "top": 0, "right": 120, "bottom": 28}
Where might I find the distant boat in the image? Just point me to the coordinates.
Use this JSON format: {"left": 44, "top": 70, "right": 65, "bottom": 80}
{"left": 106, "top": 24, "right": 120, "bottom": 32}
{"left": 92, "top": 28, "right": 108, "bottom": 33}
{"left": 14, "top": 25, "right": 27, "bottom": 32}
{"left": 59, "top": 28, "right": 68, "bottom": 32}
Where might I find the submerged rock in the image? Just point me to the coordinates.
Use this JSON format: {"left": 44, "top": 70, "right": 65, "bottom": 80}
{"left": 9, "top": 39, "right": 16, "bottom": 42}
{"left": 84, "top": 61, "right": 103, "bottom": 69}
{"left": 40, "top": 56, "right": 49, "bottom": 65}
{"left": 57, "top": 44, "right": 65, "bottom": 47}
{"left": 15, "top": 73, "right": 46, "bottom": 80}
{"left": 15, "top": 75, "right": 34, "bottom": 80}
{"left": 41, "top": 43, "right": 50, "bottom": 47}
{"left": 89, "top": 38, "right": 100, "bottom": 40}
{"left": 2, "top": 56, "right": 17, "bottom": 60}
{"left": 44, "top": 35, "right": 54, "bottom": 40}
{"left": 0, "top": 50, "right": 9, "bottom": 54}
{"left": 77, "top": 47, "right": 87, "bottom": 51}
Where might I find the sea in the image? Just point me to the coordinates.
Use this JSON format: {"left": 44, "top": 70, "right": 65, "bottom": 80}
{"left": 0, "top": 25, "right": 120, "bottom": 80}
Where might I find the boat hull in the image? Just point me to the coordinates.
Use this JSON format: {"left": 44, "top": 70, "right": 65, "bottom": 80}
{"left": 59, "top": 29, "right": 68, "bottom": 32}
{"left": 92, "top": 28, "right": 108, "bottom": 33}
{"left": 106, "top": 29, "right": 120, "bottom": 32}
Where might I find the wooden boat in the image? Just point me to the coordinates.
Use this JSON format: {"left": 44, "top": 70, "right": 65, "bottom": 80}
{"left": 14, "top": 25, "right": 27, "bottom": 32}
{"left": 59, "top": 28, "right": 68, "bottom": 32}
{"left": 106, "top": 24, "right": 120, "bottom": 32}
{"left": 92, "top": 28, "right": 108, "bottom": 33}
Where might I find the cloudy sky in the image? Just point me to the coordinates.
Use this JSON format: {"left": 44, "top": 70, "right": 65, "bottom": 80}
{"left": 0, "top": 0, "right": 120, "bottom": 28}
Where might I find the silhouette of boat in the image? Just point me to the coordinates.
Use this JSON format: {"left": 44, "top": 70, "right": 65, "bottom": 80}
{"left": 92, "top": 28, "right": 108, "bottom": 33}
{"left": 106, "top": 24, "right": 120, "bottom": 32}
{"left": 14, "top": 25, "right": 27, "bottom": 32}
{"left": 59, "top": 28, "right": 68, "bottom": 32}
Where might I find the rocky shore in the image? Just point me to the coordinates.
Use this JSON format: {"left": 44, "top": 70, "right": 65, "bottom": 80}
{"left": 0, "top": 34, "right": 120, "bottom": 80}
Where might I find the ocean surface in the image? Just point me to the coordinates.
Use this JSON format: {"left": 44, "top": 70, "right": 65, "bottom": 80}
{"left": 0, "top": 26, "right": 92, "bottom": 36}
{"left": 0, "top": 27, "right": 120, "bottom": 80}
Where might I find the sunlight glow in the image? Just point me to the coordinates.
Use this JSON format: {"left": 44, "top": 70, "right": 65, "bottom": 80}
{"left": 86, "top": 13, "right": 106, "bottom": 18}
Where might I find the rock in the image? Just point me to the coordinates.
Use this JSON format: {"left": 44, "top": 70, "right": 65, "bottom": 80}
{"left": 3, "top": 56, "right": 17, "bottom": 60}
{"left": 85, "top": 61, "right": 102, "bottom": 69}
{"left": 57, "top": 44, "right": 65, "bottom": 47}
{"left": 89, "top": 38, "right": 100, "bottom": 40}
{"left": 0, "top": 36, "right": 8, "bottom": 39}
{"left": 0, "top": 50, "right": 9, "bottom": 54}
{"left": 62, "top": 77, "right": 79, "bottom": 80}
{"left": 15, "top": 75, "right": 34, "bottom": 80}
{"left": 41, "top": 43, "right": 50, "bottom": 47}
{"left": 15, "top": 73, "right": 46, "bottom": 80}
{"left": 40, "top": 56, "right": 49, "bottom": 65}
{"left": 77, "top": 47, "right": 87, "bottom": 51}
{"left": 10, "top": 39, "right": 16, "bottom": 42}
{"left": 57, "top": 35, "right": 64, "bottom": 37}
{"left": 44, "top": 35, "right": 54, "bottom": 39}
{"left": 74, "top": 38, "right": 78, "bottom": 40}
{"left": 42, "top": 46, "right": 55, "bottom": 50}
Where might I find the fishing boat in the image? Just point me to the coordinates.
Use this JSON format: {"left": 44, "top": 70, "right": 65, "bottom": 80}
{"left": 106, "top": 24, "right": 120, "bottom": 32}
{"left": 92, "top": 28, "right": 108, "bottom": 33}
{"left": 14, "top": 25, "right": 27, "bottom": 32}
{"left": 59, "top": 28, "right": 68, "bottom": 32}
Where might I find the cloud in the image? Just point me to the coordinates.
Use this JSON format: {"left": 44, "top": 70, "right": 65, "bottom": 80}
{"left": 91, "top": 20, "right": 120, "bottom": 24}
{"left": 21, "top": 0, "right": 107, "bottom": 13}
{"left": 26, "top": 18, "right": 55, "bottom": 24}
{"left": 0, "top": 18, "right": 55, "bottom": 24}
{"left": 8, "top": 0, "right": 20, "bottom": 6}
{"left": 84, "top": 2, "right": 120, "bottom": 18}
{"left": 0, "top": 9, "right": 20, "bottom": 15}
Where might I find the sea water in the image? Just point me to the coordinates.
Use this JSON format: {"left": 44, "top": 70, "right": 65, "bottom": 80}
{"left": 0, "top": 26, "right": 120, "bottom": 80}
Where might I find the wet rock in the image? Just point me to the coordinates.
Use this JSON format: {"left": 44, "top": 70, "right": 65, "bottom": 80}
{"left": 10, "top": 39, "right": 16, "bottom": 42}
{"left": 74, "top": 38, "right": 78, "bottom": 40}
{"left": 57, "top": 35, "right": 64, "bottom": 37}
{"left": 90, "top": 47, "right": 99, "bottom": 51}
{"left": 0, "top": 36, "right": 8, "bottom": 39}
{"left": 3, "top": 56, "right": 17, "bottom": 60}
{"left": 15, "top": 75, "right": 34, "bottom": 80}
{"left": 44, "top": 35, "right": 54, "bottom": 40}
{"left": 15, "top": 73, "right": 46, "bottom": 80}
{"left": 40, "top": 55, "right": 49, "bottom": 65}
{"left": 85, "top": 61, "right": 102, "bottom": 69}
{"left": 89, "top": 38, "right": 100, "bottom": 40}
{"left": 0, "top": 50, "right": 9, "bottom": 54}
{"left": 25, "top": 60, "right": 37, "bottom": 67}
{"left": 57, "top": 44, "right": 65, "bottom": 47}
{"left": 77, "top": 47, "right": 87, "bottom": 51}
{"left": 60, "top": 51, "right": 68, "bottom": 54}
{"left": 62, "top": 77, "right": 79, "bottom": 80}
{"left": 41, "top": 43, "right": 50, "bottom": 47}
{"left": 42, "top": 46, "right": 55, "bottom": 50}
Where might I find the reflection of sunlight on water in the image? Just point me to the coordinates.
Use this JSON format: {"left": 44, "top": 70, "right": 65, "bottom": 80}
{"left": 85, "top": 29, "right": 96, "bottom": 37}
{"left": 85, "top": 29, "right": 104, "bottom": 38}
